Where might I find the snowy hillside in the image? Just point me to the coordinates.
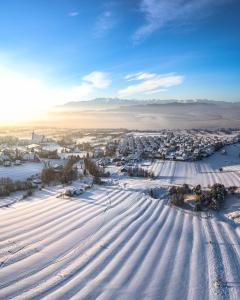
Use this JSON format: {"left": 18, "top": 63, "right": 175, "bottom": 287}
{"left": 0, "top": 186, "right": 239, "bottom": 299}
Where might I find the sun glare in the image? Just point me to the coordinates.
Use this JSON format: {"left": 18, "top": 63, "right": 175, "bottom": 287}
{"left": 0, "top": 66, "right": 57, "bottom": 124}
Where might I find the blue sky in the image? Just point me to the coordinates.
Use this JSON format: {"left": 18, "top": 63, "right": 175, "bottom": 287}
{"left": 0, "top": 0, "right": 239, "bottom": 116}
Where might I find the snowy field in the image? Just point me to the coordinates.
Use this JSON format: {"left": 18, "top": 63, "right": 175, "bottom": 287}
{"left": 0, "top": 192, "right": 24, "bottom": 208}
{"left": 146, "top": 160, "right": 240, "bottom": 187}
{"left": 75, "top": 136, "right": 96, "bottom": 143}
{"left": 0, "top": 186, "right": 240, "bottom": 299}
{"left": 145, "top": 143, "right": 240, "bottom": 187}
{"left": 42, "top": 144, "right": 64, "bottom": 152}
{"left": 0, "top": 163, "right": 43, "bottom": 181}
{"left": 0, "top": 159, "right": 67, "bottom": 181}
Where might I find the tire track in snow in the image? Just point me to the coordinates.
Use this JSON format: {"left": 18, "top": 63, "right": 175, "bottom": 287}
{"left": 187, "top": 216, "right": 208, "bottom": 299}
{"left": 212, "top": 221, "right": 240, "bottom": 299}
{"left": 203, "top": 218, "right": 230, "bottom": 298}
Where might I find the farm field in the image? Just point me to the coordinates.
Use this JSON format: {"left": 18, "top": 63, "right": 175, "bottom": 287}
{"left": 0, "top": 186, "right": 240, "bottom": 299}
{"left": 0, "top": 162, "right": 43, "bottom": 181}
{"left": 147, "top": 160, "right": 240, "bottom": 187}
{"left": 146, "top": 143, "right": 240, "bottom": 187}
{"left": 0, "top": 159, "right": 66, "bottom": 181}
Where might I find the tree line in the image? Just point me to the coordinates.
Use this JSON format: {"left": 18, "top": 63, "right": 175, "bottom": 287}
{"left": 0, "top": 177, "right": 33, "bottom": 197}
{"left": 169, "top": 183, "right": 232, "bottom": 211}
{"left": 83, "top": 157, "right": 106, "bottom": 184}
{"left": 128, "top": 166, "right": 154, "bottom": 178}
{"left": 41, "top": 158, "right": 78, "bottom": 185}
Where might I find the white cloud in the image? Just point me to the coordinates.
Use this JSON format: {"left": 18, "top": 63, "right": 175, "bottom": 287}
{"left": 68, "top": 11, "right": 79, "bottom": 17}
{"left": 83, "top": 71, "right": 111, "bottom": 89}
{"left": 50, "top": 71, "right": 111, "bottom": 104}
{"left": 133, "top": 0, "right": 229, "bottom": 41}
{"left": 118, "top": 73, "right": 184, "bottom": 96}
{"left": 62, "top": 71, "right": 111, "bottom": 101}
{"left": 125, "top": 72, "right": 156, "bottom": 81}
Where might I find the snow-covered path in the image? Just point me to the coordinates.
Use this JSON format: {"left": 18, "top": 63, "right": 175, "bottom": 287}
{"left": 0, "top": 187, "right": 239, "bottom": 299}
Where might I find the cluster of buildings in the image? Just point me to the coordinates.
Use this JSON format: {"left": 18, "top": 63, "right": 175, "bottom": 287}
{"left": 0, "top": 148, "right": 37, "bottom": 166}
{"left": 31, "top": 131, "right": 46, "bottom": 143}
{"left": 0, "top": 130, "right": 113, "bottom": 168}
{"left": 1, "top": 128, "right": 240, "bottom": 175}
{"left": 118, "top": 130, "right": 240, "bottom": 161}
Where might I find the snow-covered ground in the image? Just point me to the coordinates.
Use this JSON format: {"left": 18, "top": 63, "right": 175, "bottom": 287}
{"left": 75, "top": 136, "right": 96, "bottom": 143}
{"left": 42, "top": 143, "right": 64, "bottom": 152}
{"left": 0, "top": 163, "right": 43, "bottom": 181}
{"left": 145, "top": 160, "right": 240, "bottom": 187}
{"left": 223, "top": 194, "right": 240, "bottom": 224}
{"left": 0, "top": 159, "right": 67, "bottom": 181}
{"left": 0, "top": 192, "right": 24, "bottom": 208}
{"left": 144, "top": 143, "right": 240, "bottom": 187}
{"left": 0, "top": 186, "right": 239, "bottom": 299}
{"left": 59, "top": 152, "right": 87, "bottom": 159}
{"left": 0, "top": 138, "right": 240, "bottom": 299}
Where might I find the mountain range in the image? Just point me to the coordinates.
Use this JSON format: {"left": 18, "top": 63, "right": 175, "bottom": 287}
{"left": 50, "top": 98, "right": 240, "bottom": 129}
{"left": 60, "top": 98, "right": 237, "bottom": 108}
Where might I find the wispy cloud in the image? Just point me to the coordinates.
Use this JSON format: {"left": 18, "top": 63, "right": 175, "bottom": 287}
{"left": 66, "top": 71, "right": 111, "bottom": 99}
{"left": 133, "top": 0, "right": 230, "bottom": 41}
{"left": 118, "top": 72, "right": 184, "bottom": 96}
{"left": 68, "top": 11, "right": 79, "bottom": 17}
{"left": 94, "top": 9, "right": 117, "bottom": 38}
{"left": 125, "top": 72, "right": 156, "bottom": 81}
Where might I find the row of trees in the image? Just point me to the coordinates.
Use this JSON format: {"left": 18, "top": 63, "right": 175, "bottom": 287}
{"left": 194, "top": 184, "right": 227, "bottom": 211}
{"left": 41, "top": 156, "right": 109, "bottom": 186}
{"left": 169, "top": 184, "right": 190, "bottom": 207}
{"left": 38, "top": 150, "right": 60, "bottom": 159}
{"left": 41, "top": 159, "right": 78, "bottom": 185}
{"left": 0, "top": 177, "right": 33, "bottom": 197}
{"left": 169, "top": 183, "right": 229, "bottom": 211}
{"left": 128, "top": 167, "right": 154, "bottom": 178}
{"left": 83, "top": 157, "right": 106, "bottom": 184}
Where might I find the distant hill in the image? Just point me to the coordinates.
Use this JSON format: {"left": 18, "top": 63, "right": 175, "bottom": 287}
{"left": 51, "top": 99, "right": 240, "bottom": 129}
{"left": 60, "top": 98, "right": 139, "bottom": 108}
{"left": 60, "top": 98, "right": 238, "bottom": 109}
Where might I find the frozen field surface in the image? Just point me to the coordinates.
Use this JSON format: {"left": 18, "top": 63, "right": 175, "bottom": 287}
{"left": 0, "top": 159, "right": 66, "bottom": 181}
{"left": 0, "top": 186, "right": 240, "bottom": 299}
{"left": 147, "top": 143, "right": 240, "bottom": 187}
{"left": 0, "top": 163, "right": 43, "bottom": 181}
